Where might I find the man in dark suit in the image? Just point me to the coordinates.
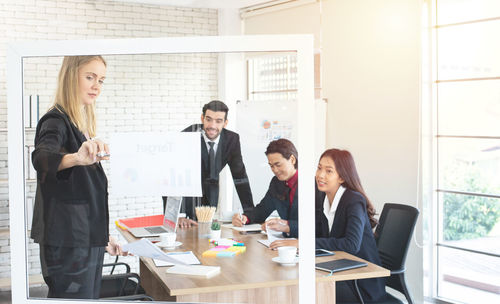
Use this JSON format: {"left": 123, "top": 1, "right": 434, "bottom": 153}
{"left": 167, "top": 100, "right": 254, "bottom": 226}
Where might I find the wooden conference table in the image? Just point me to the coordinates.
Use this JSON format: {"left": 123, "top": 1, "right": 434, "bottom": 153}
{"left": 118, "top": 225, "right": 389, "bottom": 304}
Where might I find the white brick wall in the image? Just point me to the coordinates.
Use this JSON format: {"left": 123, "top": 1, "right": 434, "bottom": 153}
{"left": 0, "top": 0, "right": 218, "bottom": 286}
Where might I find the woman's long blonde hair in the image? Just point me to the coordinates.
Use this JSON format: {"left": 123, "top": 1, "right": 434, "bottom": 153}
{"left": 53, "top": 55, "right": 106, "bottom": 138}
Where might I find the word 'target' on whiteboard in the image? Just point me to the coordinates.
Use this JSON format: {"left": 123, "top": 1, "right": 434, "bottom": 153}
{"left": 110, "top": 132, "right": 201, "bottom": 197}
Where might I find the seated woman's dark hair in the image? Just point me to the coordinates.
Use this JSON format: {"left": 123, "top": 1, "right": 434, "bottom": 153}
{"left": 320, "top": 149, "right": 378, "bottom": 228}
{"left": 265, "top": 138, "right": 298, "bottom": 169}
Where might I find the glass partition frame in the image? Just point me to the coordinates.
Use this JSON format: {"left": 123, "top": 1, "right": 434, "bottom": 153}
{"left": 7, "top": 35, "right": 315, "bottom": 304}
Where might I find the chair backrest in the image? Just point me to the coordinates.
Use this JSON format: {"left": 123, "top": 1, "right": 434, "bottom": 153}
{"left": 374, "top": 203, "right": 419, "bottom": 272}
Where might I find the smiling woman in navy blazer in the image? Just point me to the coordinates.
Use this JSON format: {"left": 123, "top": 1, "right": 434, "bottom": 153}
{"left": 270, "top": 148, "right": 385, "bottom": 301}
{"left": 315, "top": 148, "right": 385, "bottom": 302}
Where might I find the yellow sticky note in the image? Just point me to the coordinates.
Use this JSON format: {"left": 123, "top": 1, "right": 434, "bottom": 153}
{"left": 202, "top": 250, "right": 218, "bottom": 257}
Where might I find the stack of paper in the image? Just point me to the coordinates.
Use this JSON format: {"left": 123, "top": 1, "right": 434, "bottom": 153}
{"left": 166, "top": 265, "right": 221, "bottom": 278}
{"left": 153, "top": 251, "right": 200, "bottom": 267}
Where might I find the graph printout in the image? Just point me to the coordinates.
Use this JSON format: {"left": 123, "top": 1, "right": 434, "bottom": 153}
{"left": 110, "top": 132, "right": 201, "bottom": 197}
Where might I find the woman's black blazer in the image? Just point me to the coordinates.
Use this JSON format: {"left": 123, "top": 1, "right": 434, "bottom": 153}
{"left": 30, "top": 107, "right": 109, "bottom": 248}
{"left": 315, "top": 187, "right": 385, "bottom": 301}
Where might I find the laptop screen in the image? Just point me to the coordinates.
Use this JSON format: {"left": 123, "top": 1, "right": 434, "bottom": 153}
{"left": 163, "top": 196, "right": 182, "bottom": 233}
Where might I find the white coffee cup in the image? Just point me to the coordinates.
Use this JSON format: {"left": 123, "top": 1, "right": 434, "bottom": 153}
{"left": 159, "top": 232, "right": 176, "bottom": 247}
{"left": 277, "top": 246, "right": 297, "bottom": 263}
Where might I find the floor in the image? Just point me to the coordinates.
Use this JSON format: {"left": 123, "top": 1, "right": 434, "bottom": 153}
{"left": 0, "top": 285, "right": 48, "bottom": 304}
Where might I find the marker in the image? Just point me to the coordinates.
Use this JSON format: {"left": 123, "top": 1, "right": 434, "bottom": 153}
{"left": 114, "top": 220, "right": 127, "bottom": 230}
{"left": 97, "top": 151, "right": 110, "bottom": 157}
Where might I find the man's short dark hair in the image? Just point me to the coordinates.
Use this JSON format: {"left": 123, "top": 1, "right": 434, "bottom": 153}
{"left": 265, "top": 138, "right": 298, "bottom": 169}
{"left": 202, "top": 100, "right": 229, "bottom": 120}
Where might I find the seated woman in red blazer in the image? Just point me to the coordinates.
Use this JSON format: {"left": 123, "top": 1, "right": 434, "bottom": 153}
{"left": 271, "top": 148, "right": 386, "bottom": 302}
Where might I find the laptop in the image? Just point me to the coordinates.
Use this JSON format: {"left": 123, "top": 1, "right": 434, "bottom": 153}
{"left": 128, "top": 196, "right": 182, "bottom": 238}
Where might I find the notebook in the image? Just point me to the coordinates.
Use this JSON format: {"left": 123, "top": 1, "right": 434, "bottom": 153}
{"left": 126, "top": 196, "right": 182, "bottom": 237}
{"left": 221, "top": 223, "right": 262, "bottom": 232}
{"left": 315, "top": 258, "right": 368, "bottom": 273}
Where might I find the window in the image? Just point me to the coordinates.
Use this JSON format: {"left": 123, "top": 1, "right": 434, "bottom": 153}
{"left": 429, "top": 1, "right": 500, "bottom": 303}
{"left": 247, "top": 54, "right": 298, "bottom": 101}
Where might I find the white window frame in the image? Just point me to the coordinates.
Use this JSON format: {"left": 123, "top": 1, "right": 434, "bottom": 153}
{"left": 424, "top": 1, "right": 500, "bottom": 302}
{"left": 7, "top": 35, "right": 315, "bottom": 304}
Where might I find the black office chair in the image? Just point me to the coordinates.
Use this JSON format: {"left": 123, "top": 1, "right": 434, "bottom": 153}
{"left": 100, "top": 256, "right": 152, "bottom": 301}
{"left": 344, "top": 203, "right": 419, "bottom": 304}
{"left": 374, "top": 203, "right": 419, "bottom": 304}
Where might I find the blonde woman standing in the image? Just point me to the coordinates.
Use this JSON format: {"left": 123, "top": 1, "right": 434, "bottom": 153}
{"left": 31, "top": 56, "right": 126, "bottom": 299}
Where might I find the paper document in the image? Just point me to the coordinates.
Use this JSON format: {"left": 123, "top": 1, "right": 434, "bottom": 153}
{"left": 221, "top": 223, "right": 262, "bottom": 232}
{"left": 267, "top": 228, "right": 283, "bottom": 243}
{"left": 257, "top": 227, "right": 295, "bottom": 247}
{"left": 154, "top": 251, "right": 200, "bottom": 267}
{"left": 122, "top": 239, "right": 187, "bottom": 265}
{"left": 258, "top": 237, "right": 297, "bottom": 248}
{"left": 166, "top": 265, "right": 221, "bottom": 278}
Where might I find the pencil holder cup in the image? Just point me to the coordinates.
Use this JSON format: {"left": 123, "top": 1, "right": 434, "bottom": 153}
{"left": 198, "top": 221, "right": 211, "bottom": 239}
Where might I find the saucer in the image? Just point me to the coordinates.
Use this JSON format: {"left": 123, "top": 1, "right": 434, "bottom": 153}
{"left": 157, "top": 241, "right": 182, "bottom": 249}
{"left": 272, "top": 256, "right": 299, "bottom": 266}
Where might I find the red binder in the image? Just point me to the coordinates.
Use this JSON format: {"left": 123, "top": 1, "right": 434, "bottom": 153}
{"left": 118, "top": 214, "right": 164, "bottom": 229}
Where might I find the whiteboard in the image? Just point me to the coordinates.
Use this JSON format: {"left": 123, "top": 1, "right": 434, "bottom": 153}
{"left": 236, "top": 99, "right": 296, "bottom": 207}
{"left": 235, "top": 99, "right": 326, "bottom": 206}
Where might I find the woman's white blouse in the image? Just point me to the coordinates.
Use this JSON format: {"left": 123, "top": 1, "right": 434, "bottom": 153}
{"left": 323, "top": 185, "right": 346, "bottom": 232}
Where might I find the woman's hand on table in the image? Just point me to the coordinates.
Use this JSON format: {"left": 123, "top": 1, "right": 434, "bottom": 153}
{"left": 264, "top": 218, "right": 290, "bottom": 233}
{"left": 178, "top": 217, "right": 198, "bottom": 228}
{"left": 269, "top": 239, "right": 298, "bottom": 250}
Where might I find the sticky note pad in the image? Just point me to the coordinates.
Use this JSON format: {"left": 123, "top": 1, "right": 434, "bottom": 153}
{"left": 211, "top": 247, "right": 228, "bottom": 252}
{"left": 227, "top": 246, "right": 246, "bottom": 255}
{"left": 217, "top": 251, "right": 236, "bottom": 257}
{"left": 227, "top": 246, "right": 246, "bottom": 252}
{"left": 202, "top": 250, "right": 218, "bottom": 257}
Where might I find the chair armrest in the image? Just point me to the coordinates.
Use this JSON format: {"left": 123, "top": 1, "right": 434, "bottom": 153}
{"left": 102, "top": 272, "right": 140, "bottom": 282}
{"left": 390, "top": 268, "right": 406, "bottom": 275}
{"left": 103, "top": 262, "right": 131, "bottom": 274}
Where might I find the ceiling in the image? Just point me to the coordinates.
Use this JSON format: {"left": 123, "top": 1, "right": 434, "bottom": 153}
{"left": 109, "top": 0, "right": 273, "bottom": 9}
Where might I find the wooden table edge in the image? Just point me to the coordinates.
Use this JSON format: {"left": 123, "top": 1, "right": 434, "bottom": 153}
{"left": 169, "top": 278, "right": 300, "bottom": 296}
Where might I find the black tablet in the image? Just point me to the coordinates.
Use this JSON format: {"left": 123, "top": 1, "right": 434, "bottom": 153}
{"left": 315, "top": 249, "right": 335, "bottom": 257}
